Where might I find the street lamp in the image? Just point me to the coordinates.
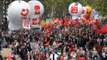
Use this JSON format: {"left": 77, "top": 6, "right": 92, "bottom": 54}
{"left": 2, "top": 0, "right": 8, "bottom": 31}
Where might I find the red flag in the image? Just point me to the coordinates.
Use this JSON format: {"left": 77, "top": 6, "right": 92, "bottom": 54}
{"left": 91, "top": 24, "right": 98, "bottom": 30}
{"left": 78, "top": 57, "right": 86, "bottom": 60}
{"left": 67, "top": 18, "right": 72, "bottom": 25}
{"left": 85, "top": 19, "right": 91, "bottom": 25}
{"left": 46, "top": 28, "right": 51, "bottom": 34}
{"left": 91, "top": 18, "right": 96, "bottom": 23}
{"left": 61, "top": 19, "right": 64, "bottom": 25}
{"left": 85, "top": 16, "right": 90, "bottom": 20}
{"left": 48, "top": 22, "right": 53, "bottom": 26}
{"left": 73, "top": 20, "right": 80, "bottom": 27}
{"left": 59, "top": 20, "right": 62, "bottom": 26}
{"left": 61, "top": 18, "right": 67, "bottom": 25}
{"left": 43, "top": 24, "right": 48, "bottom": 29}
{"left": 53, "top": 17, "right": 60, "bottom": 23}
{"left": 95, "top": 20, "right": 98, "bottom": 27}
{"left": 79, "top": 17, "right": 86, "bottom": 23}
{"left": 91, "top": 20, "right": 99, "bottom": 30}
{"left": 53, "top": 24, "right": 57, "bottom": 28}
{"left": 97, "top": 24, "right": 107, "bottom": 34}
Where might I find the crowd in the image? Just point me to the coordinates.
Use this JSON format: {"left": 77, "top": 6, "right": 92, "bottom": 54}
{"left": 0, "top": 17, "right": 107, "bottom": 60}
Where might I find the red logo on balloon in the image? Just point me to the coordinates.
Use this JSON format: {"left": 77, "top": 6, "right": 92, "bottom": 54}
{"left": 21, "top": 9, "right": 29, "bottom": 17}
{"left": 71, "top": 6, "right": 78, "bottom": 13}
{"left": 82, "top": 9, "right": 85, "bottom": 14}
{"left": 32, "top": 18, "right": 37, "bottom": 25}
{"left": 34, "top": 5, "right": 40, "bottom": 15}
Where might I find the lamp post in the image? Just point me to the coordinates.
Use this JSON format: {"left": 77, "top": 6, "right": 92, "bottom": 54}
{"left": 2, "top": 0, "right": 7, "bottom": 19}
{"left": 2, "top": 0, "right": 8, "bottom": 31}
{"left": 0, "top": 1, "right": 3, "bottom": 30}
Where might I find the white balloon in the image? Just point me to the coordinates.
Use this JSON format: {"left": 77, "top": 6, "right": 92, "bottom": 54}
{"left": 94, "top": 13, "right": 99, "bottom": 19}
{"left": 68, "top": 2, "right": 83, "bottom": 20}
{"left": 81, "top": 7, "right": 87, "bottom": 17}
{"left": 28, "top": 0, "right": 44, "bottom": 29}
{"left": 7, "top": 1, "right": 31, "bottom": 20}
{"left": 31, "top": 0, "right": 37, "bottom": 1}
{"left": 7, "top": 1, "right": 31, "bottom": 30}
{"left": 8, "top": 19, "right": 22, "bottom": 30}
{"left": 28, "top": 0, "right": 44, "bottom": 18}
{"left": 90, "top": 9, "right": 97, "bottom": 18}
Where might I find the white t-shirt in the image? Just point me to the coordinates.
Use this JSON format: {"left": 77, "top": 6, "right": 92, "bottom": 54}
{"left": 49, "top": 53, "right": 59, "bottom": 60}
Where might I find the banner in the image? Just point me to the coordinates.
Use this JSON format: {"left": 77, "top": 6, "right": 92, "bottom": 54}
{"left": 30, "top": 17, "right": 41, "bottom": 30}
{"left": 31, "top": 18, "right": 41, "bottom": 26}
{"left": 23, "top": 19, "right": 31, "bottom": 29}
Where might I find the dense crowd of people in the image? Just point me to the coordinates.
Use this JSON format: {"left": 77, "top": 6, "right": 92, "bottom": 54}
{"left": 0, "top": 17, "right": 107, "bottom": 60}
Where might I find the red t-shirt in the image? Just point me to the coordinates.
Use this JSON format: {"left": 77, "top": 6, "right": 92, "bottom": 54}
{"left": 78, "top": 57, "right": 86, "bottom": 60}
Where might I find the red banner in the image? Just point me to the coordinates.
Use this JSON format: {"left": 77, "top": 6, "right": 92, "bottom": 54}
{"left": 23, "top": 19, "right": 30, "bottom": 29}
{"left": 32, "top": 18, "right": 41, "bottom": 25}
{"left": 32, "top": 18, "right": 37, "bottom": 25}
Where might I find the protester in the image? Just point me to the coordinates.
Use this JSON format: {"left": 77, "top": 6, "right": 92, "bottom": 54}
{"left": 0, "top": 17, "right": 107, "bottom": 60}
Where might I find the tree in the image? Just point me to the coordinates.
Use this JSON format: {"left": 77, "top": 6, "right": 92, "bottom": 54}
{"left": 5, "top": 0, "right": 107, "bottom": 18}
{"left": 41, "top": 0, "right": 73, "bottom": 18}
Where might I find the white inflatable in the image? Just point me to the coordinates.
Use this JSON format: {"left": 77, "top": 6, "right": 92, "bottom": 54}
{"left": 7, "top": 1, "right": 31, "bottom": 30}
{"left": 31, "top": 0, "right": 37, "bottom": 1}
{"left": 28, "top": 0, "right": 44, "bottom": 28}
{"left": 81, "top": 7, "right": 87, "bottom": 17}
{"left": 90, "top": 9, "right": 98, "bottom": 18}
{"left": 68, "top": 2, "right": 83, "bottom": 20}
{"left": 94, "top": 13, "right": 99, "bottom": 20}
{"left": 7, "top": 1, "right": 31, "bottom": 20}
{"left": 8, "top": 19, "right": 22, "bottom": 30}
{"left": 28, "top": 0, "right": 44, "bottom": 18}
